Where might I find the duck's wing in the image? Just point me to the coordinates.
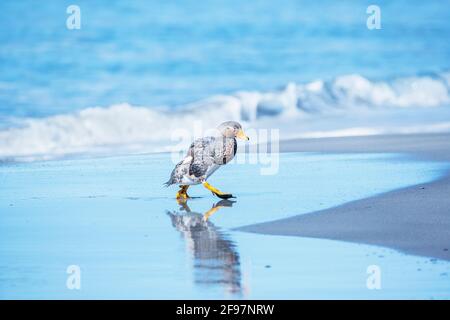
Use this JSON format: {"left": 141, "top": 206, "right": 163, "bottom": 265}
{"left": 189, "top": 136, "right": 217, "bottom": 178}
{"left": 164, "top": 137, "right": 215, "bottom": 186}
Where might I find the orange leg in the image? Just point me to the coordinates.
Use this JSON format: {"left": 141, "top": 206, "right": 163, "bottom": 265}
{"left": 176, "top": 185, "right": 190, "bottom": 200}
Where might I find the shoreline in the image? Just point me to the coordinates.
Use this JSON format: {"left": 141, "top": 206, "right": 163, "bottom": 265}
{"left": 237, "top": 132, "right": 450, "bottom": 261}
{"left": 280, "top": 132, "right": 450, "bottom": 161}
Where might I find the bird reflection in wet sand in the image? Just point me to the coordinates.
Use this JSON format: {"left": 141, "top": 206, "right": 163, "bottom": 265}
{"left": 167, "top": 200, "right": 242, "bottom": 295}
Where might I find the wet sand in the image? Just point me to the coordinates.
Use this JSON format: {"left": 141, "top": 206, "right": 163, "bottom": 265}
{"left": 238, "top": 133, "right": 450, "bottom": 261}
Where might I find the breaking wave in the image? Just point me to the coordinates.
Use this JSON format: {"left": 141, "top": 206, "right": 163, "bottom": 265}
{"left": 1, "top": 72, "right": 450, "bottom": 161}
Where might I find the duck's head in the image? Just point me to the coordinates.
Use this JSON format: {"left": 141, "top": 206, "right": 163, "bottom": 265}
{"left": 217, "top": 121, "right": 249, "bottom": 141}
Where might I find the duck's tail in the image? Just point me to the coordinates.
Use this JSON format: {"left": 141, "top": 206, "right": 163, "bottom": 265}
{"left": 163, "top": 178, "right": 173, "bottom": 187}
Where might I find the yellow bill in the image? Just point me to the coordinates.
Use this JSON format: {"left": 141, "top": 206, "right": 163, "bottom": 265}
{"left": 236, "top": 129, "right": 250, "bottom": 141}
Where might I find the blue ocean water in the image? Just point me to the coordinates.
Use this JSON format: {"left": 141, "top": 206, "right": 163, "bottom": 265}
{"left": 1, "top": 0, "right": 449, "bottom": 117}
{"left": 2, "top": 2, "right": 450, "bottom": 299}
{"left": 0, "top": 0, "right": 450, "bottom": 161}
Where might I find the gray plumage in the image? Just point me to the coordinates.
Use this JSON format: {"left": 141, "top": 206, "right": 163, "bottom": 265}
{"left": 164, "top": 136, "right": 237, "bottom": 186}
{"left": 164, "top": 121, "right": 243, "bottom": 187}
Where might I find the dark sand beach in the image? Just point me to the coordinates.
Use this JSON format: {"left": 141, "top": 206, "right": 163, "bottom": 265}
{"left": 238, "top": 133, "right": 450, "bottom": 261}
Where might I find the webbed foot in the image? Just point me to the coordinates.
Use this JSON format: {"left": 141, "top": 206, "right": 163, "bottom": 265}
{"left": 202, "top": 181, "right": 235, "bottom": 199}
{"left": 176, "top": 185, "right": 191, "bottom": 200}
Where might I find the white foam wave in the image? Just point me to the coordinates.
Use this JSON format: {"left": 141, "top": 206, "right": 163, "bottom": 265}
{"left": 1, "top": 72, "right": 449, "bottom": 161}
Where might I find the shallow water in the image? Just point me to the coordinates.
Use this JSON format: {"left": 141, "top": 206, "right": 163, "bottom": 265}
{"left": 0, "top": 152, "right": 449, "bottom": 299}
